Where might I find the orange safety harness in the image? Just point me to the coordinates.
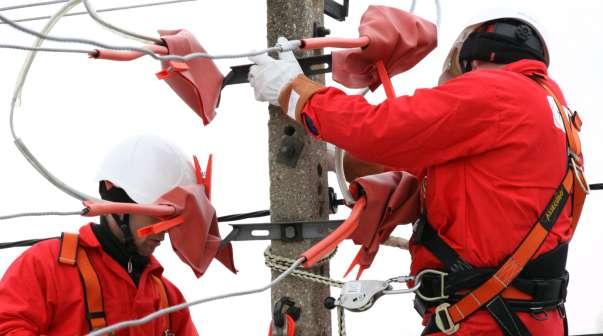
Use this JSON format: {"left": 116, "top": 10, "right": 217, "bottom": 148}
{"left": 58, "top": 232, "right": 173, "bottom": 335}
{"left": 424, "top": 76, "right": 588, "bottom": 335}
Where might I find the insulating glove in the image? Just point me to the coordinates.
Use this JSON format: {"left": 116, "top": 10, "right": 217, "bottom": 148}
{"left": 248, "top": 37, "right": 303, "bottom": 112}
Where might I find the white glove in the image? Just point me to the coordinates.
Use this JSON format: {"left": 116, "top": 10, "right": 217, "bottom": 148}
{"left": 248, "top": 37, "right": 303, "bottom": 108}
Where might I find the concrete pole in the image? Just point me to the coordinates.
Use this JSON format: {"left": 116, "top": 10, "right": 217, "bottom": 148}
{"left": 266, "top": 1, "right": 331, "bottom": 335}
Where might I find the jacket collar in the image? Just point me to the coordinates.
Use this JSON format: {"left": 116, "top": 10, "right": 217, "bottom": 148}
{"left": 502, "top": 59, "right": 548, "bottom": 78}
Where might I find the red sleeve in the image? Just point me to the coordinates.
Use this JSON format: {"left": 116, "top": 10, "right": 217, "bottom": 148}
{"left": 162, "top": 277, "right": 199, "bottom": 336}
{"left": 0, "top": 243, "right": 58, "bottom": 336}
{"left": 301, "top": 72, "right": 507, "bottom": 175}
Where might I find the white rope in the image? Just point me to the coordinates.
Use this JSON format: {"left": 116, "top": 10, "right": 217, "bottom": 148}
{"left": 81, "top": 0, "right": 163, "bottom": 44}
{"left": 86, "top": 258, "right": 305, "bottom": 336}
{"left": 264, "top": 247, "right": 344, "bottom": 288}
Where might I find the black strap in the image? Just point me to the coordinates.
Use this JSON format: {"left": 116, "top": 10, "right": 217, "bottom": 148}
{"left": 486, "top": 296, "right": 532, "bottom": 336}
{"left": 414, "top": 215, "right": 473, "bottom": 272}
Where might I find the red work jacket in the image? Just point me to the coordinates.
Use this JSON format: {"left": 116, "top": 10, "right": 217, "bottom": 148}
{"left": 301, "top": 60, "right": 572, "bottom": 335}
{"left": 0, "top": 224, "right": 198, "bottom": 336}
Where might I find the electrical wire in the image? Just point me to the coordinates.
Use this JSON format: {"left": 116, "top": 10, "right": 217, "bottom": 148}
{"left": 1, "top": 0, "right": 197, "bottom": 24}
{"left": 0, "top": 0, "right": 67, "bottom": 11}
{"left": 86, "top": 257, "right": 306, "bottom": 336}
{"left": 0, "top": 43, "right": 92, "bottom": 53}
{"left": 8, "top": 0, "right": 96, "bottom": 201}
{"left": 217, "top": 210, "right": 270, "bottom": 222}
{"left": 409, "top": 0, "right": 441, "bottom": 29}
{"left": 0, "top": 210, "right": 82, "bottom": 221}
{"left": 0, "top": 237, "right": 57, "bottom": 249}
{"left": 81, "top": 0, "right": 163, "bottom": 44}
{"left": 0, "top": 11, "right": 298, "bottom": 62}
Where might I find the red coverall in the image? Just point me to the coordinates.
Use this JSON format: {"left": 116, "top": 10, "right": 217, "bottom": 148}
{"left": 0, "top": 224, "right": 198, "bottom": 336}
{"left": 294, "top": 60, "right": 571, "bottom": 335}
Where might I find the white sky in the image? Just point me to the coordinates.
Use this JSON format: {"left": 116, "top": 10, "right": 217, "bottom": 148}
{"left": 0, "top": 0, "right": 602, "bottom": 335}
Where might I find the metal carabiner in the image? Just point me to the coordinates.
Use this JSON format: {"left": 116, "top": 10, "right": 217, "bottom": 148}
{"left": 414, "top": 269, "right": 450, "bottom": 302}
{"left": 383, "top": 275, "right": 421, "bottom": 295}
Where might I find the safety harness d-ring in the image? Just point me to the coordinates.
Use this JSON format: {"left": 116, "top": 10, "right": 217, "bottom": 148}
{"left": 415, "top": 269, "right": 449, "bottom": 302}
{"left": 434, "top": 303, "right": 460, "bottom": 335}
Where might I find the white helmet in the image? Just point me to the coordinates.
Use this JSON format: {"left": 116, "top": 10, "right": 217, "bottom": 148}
{"left": 97, "top": 134, "right": 197, "bottom": 204}
{"left": 440, "top": 9, "right": 549, "bottom": 83}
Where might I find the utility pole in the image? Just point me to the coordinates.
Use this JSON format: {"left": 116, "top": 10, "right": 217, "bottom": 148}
{"left": 266, "top": 1, "right": 331, "bottom": 335}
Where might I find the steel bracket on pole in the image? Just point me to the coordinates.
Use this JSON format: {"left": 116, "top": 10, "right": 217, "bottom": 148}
{"left": 324, "top": 0, "right": 349, "bottom": 21}
{"left": 222, "top": 219, "right": 343, "bottom": 243}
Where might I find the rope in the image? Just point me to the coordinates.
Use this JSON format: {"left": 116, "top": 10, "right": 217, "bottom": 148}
{"left": 264, "top": 247, "right": 343, "bottom": 288}
{"left": 337, "top": 305, "right": 347, "bottom": 336}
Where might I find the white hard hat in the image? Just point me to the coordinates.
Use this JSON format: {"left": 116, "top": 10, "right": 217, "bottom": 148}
{"left": 97, "top": 134, "right": 197, "bottom": 204}
{"left": 440, "top": 8, "right": 549, "bottom": 82}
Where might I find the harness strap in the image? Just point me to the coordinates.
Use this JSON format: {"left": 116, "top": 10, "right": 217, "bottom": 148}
{"left": 59, "top": 233, "right": 173, "bottom": 334}
{"left": 152, "top": 275, "right": 172, "bottom": 334}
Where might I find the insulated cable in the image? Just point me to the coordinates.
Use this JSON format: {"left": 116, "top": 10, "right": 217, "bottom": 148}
{"left": 0, "top": 43, "right": 92, "bottom": 54}
{"left": 86, "top": 257, "right": 306, "bottom": 336}
{"left": 81, "top": 0, "right": 163, "bottom": 44}
{"left": 0, "top": 0, "right": 67, "bottom": 11}
{"left": 0, "top": 210, "right": 83, "bottom": 221}
{"left": 1, "top": 0, "right": 198, "bottom": 24}
{"left": 0, "top": 237, "right": 57, "bottom": 249}
{"left": 0, "top": 12, "right": 301, "bottom": 62}
{"left": 9, "top": 0, "right": 96, "bottom": 201}
{"left": 409, "top": 0, "right": 441, "bottom": 29}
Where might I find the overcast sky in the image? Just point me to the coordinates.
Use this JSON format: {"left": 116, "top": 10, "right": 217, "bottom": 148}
{"left": 1, "top": 0, "right": 602, "bottom": 335}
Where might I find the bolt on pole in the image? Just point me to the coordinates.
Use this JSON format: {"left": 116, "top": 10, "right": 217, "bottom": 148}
{"left": 266, "top": 0, "right": 331, "bottom": 335}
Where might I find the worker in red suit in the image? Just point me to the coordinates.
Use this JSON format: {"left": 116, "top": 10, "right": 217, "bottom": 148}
{"left": 249, "top": 11, "right": 585, "bottom": 336}
{"left": 0, "top": 134, "right": 198, "bottom": 336}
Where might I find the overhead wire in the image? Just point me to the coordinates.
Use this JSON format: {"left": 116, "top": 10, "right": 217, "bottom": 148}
{"left": 0, "top": 0, "right": 67, "bottom": 12}
{"left": 0, "top": 43, "right": 92, "bottom": 53}
{"left": 0, "top": 11, "right": 299, "bottom": 61}
{"left": 0, "top": 0, "right": 198, "bottom": 24}
{"left": 9, "top": 0, "right": 95, "bottom": 201}
{"left": 86, "top": 258, "right": 306, "bottom": 336}
{"left": 81, "top": 0, "right": 163, "bottom": 44}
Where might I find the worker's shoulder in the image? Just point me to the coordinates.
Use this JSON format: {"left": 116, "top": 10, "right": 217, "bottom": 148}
{"left": 24, "top": 237, "right": 62, "bottom": 261}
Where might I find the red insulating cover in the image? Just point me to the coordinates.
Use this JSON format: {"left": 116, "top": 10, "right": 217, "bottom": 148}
{"left": 159, "top": 29, "right": 224, "bottom": 125}
{"left": 349, "top": 171, "right": 420, "bottom": 270}
{"left": 332, "top": 6, "right": 437, "bottom": 90}
{"left": 155, "top": 184, "right": 236, "bottom": 278}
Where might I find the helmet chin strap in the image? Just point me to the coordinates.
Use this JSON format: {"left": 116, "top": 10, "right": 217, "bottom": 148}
{"left": 111, "top": 213, "right": 139, "bottom": 273}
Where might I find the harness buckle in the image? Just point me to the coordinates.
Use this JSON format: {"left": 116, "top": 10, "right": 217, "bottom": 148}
{"left": 435, "top": 303, "right": 460, "bottom": 335}
{"left": 569, "top": 153, "right": 590, "bottom": 194}
{"left": 415, "top": 269, "right": 450, "bottom": 302}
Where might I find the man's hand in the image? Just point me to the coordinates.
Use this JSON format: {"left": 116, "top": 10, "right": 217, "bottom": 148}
{"left": 248, "top": 37, "right": 302, "bottom": 115}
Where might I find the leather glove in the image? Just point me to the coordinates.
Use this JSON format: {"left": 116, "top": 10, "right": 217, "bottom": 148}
{"left": 248, "top": 37, "right": 303, "bottom": 115}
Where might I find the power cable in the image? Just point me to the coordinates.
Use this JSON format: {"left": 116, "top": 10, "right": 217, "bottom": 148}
{"left": 0, "top": 0, "right": 67, "bottom": 12}
{"left": 86, "top": 258, "right": 306, "bottom": 336}
{"left": 0, "top": 0, "right": 197, "bottom": 24}
{"left": 0, "top": 43, "right": 91, "bottom": 53}
{"left": 81, "top": 0, "right": 163, "bottom": 44}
